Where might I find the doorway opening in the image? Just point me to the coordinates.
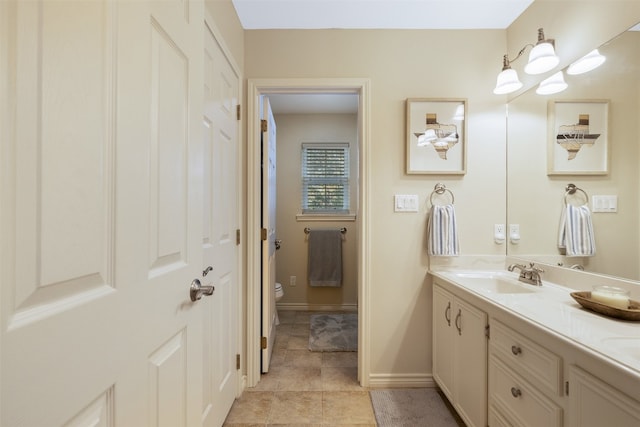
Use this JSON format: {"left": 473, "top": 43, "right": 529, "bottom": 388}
{"left": 246, "top": 78, "right": 371, "bottom": 388}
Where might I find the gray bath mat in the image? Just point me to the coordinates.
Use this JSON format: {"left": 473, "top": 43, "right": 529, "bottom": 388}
{"left": 308, "top": 313, "right": 358, "bottom": 352}
{"left": 370, "top": 388, "right": 463, "bottom": 427}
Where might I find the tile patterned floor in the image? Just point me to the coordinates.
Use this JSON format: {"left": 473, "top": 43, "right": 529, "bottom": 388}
{"left": 223, "top": 311, "right": 376, "bottom": 426}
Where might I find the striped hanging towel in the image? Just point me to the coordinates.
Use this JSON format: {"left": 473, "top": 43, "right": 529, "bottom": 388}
{"left": 428, "top": 204, "right": 459, "bottom": 256}
{"left": 558, "top": 203, "right": 596, "bottom": 257}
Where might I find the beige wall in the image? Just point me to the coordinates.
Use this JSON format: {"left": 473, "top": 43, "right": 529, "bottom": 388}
{"left": 245, "top": 29, "right": 508, "bottom": 380}
{"left": 273, "top": 113, "right": 359, "bottom": 309}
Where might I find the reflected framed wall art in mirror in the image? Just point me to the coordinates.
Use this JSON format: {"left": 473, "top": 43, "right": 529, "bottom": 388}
{"left": 547, "top": 100, "right": 609, "bottom": 175}
{"left": 405, "top": 98, "right": 466, "bottom": 175}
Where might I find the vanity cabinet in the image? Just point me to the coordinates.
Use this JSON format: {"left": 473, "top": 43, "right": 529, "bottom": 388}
{"left": 433, "top": 282, "right": 487, "bottom": 427}
{"left": 488, "top": 319, "right": 563, "bottom": 427}
{"left": 568, "top": 365, "right": 640, "bottom": 427}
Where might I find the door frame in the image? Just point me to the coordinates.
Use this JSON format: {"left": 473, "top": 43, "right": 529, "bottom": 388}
{"left": 246, "top": 78, "right": 372, "bottom": 387}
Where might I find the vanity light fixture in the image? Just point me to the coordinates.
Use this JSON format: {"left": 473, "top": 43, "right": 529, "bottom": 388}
{"left": 524, "top": 28, "right": 560, "bottom": 74}
{"left": 493, "top": 55, "right": 524, "bottom": 94}
{"left": 536, "top": 71, "right": 568, "bottom": 95}
{"left": 567, "top": 49, "right": 606, "bottom": 75}
{"left": 493, "top": 28, "right": 560, "bottom": 95}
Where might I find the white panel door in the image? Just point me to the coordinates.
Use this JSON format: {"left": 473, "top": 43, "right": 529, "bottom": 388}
{"left": 1, "top": 1, "right": 205, "bottom": 426}
{"left": 202, "top": 21, "right": 240, "bottom": 427}
{"left": 261, "top": 98, "right": 277, "bottom": 373}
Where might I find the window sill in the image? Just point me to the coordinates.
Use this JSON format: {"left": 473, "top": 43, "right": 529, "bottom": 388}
{"left": 296, "top": 214, "right": 356, "bottom": 222}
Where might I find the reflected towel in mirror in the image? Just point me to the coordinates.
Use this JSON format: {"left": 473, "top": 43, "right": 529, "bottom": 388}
{"left": 558, "top": 204, "right": 596, "bottom": 257}
{"left": 428, "top": 204, "right": 459, "bottom": 256}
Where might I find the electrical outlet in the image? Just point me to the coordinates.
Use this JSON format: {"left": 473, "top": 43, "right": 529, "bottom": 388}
{"left": 509, "top": 224, "right": 521, "bottom": 244}
{"left": 289, "top": 275, "right": 297, "bottom": 287}
{"left": 494, "top": 224, "right": 505, "bottom": 244}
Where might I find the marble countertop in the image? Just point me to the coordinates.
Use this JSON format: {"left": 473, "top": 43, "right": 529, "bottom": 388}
{"left": 430, "top": 269, "right": 640, "bottom": 379}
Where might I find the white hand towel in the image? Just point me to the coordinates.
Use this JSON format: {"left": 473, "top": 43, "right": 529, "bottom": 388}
{"left": 428, "top": 204, "right": 459, "bottom": 256}
{"left": 558, "top": 203, "right": 596, "bottom": 257}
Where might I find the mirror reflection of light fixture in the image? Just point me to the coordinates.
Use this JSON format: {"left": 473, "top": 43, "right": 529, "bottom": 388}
{"left": 536, "top": 71, "right": 568, "bottom": 95}
{"left": 414, "top": 113, "right": 459, "bottom": 159}
{"left": 416, "top": 129, "right": 437, "bottom": 146}
{"left": 567, "top": 49, "right": 606, "bottom": 75}
{"left": 453, "top": 104, "right": 465, "bottom": 121}
{"left": 493, "top": 28, "right": 559, "bottom": 95}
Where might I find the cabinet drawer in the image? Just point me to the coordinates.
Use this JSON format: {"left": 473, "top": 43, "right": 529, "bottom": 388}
{"left": 490, "top": 355, "right": 562, "bottom": 427}
{"left": 490, "top": 319, "right": 562, "bottom": 396}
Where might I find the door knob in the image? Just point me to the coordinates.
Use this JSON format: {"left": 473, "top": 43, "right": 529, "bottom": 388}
{"left": 190, "top": 278, "right": 214, "bottom": 302}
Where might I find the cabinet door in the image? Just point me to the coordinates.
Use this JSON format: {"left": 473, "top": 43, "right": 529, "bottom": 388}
{"left": 454, "top": 298, "right": 488, "bottom": 427}
{"left": 569, "top": 365, "right": 640, "bottom": 427}
{"left": 433, "top": 285, "right": 455, "bottom": 400}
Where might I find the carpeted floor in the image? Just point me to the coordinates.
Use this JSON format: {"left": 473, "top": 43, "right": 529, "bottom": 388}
{"left": 370, "top": 388, "right": 464, "bottom": 427}
{"left": 308, "top": 313, "right": 358, "bottom": 352}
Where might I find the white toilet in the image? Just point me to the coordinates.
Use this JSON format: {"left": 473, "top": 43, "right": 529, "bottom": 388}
{"left": 275, "top": 282, "right": 284, "bottom": 325}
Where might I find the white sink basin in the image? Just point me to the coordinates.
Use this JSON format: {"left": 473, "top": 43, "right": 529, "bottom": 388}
{"left": 447, "top": 271, "right": 537, "bottom": 294}
{"left": 467, "top": 277, "right": 537, "bottom": 294}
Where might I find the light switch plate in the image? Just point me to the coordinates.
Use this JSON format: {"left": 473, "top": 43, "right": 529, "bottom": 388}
{"left": 592, "top": 195, "right": 617, "bottom": 212}
{"left": 394, "top": 194, "right": 419, "bottom": 212}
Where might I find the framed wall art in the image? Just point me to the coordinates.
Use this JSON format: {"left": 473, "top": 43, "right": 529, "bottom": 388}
{"left": 547, "top": 100, "right": 609, "bottom": 175}
{"left": 406, "top": 98, "right": 467, "bottom": 175}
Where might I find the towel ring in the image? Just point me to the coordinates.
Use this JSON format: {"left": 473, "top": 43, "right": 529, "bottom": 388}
{"left": 564, "top": 183, "right": 589, "bottom": 204}
{"left": 430, "top": 183, "right": 455, "bottom": 205}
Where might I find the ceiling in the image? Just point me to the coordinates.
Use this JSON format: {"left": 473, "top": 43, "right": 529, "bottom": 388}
{"left": 232, "top": 0, "right": 534, "bottom": 30}
{"left": 238, "top": 0, "right": 536, "bottom": 114}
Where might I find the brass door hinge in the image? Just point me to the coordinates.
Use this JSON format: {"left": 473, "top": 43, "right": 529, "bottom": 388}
{"left": 261, "top": 228, "right": 267, "bottom": 240}
{"left": 236, "top": 229, "right": 241, "bottom": 245}
{"left": 485, "top": 324, "right": 490, "bottom": 339}
{"left": 236, "top": 104, "right": 241, "bottom": 121}
{"left": 261, "top": 336, "right": 267, "bottom": 349}
{"left": 236, "top": 354, "right": 241, "bottom": 370}
{"left": 565, "top": 381, "right": 569, "bottom": 396}
{"left": 261, "top": 119, "right": 267, "bottom": 132}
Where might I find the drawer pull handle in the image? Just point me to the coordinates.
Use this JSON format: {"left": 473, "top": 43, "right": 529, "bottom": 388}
{"left": 445, "top": 302, "right": 451, "bottom": 326}
{"left": 511, "top": 387, "right": 522, "bottom": 398}
{"left": 511, "top": 345, "right": 522, "bottom": 355}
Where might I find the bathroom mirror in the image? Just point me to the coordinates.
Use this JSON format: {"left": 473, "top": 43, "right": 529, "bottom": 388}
{"left": 506, "top": 24, "right": 640, "bottom": 281}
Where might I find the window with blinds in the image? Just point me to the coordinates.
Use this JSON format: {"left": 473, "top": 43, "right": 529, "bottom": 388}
{"left": 301, "top": 143, "right": 350, "bottom": 214}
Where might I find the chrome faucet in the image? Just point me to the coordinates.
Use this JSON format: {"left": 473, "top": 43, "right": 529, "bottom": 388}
{"left": 508, "top": 262, "right": 544, "bottom": 286}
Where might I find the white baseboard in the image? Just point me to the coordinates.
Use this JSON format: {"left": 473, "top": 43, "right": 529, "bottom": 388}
{"left": 366, "top": 373, "right": 436, "bottom": 389}
{"left": 276, "top": 302, "right": 358, "bottom": 312}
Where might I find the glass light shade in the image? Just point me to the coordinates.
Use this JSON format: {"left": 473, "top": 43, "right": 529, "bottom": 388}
{"left": 536, "top": 71, "right": 568, "bottom": 95}
{"left": 567, "top": 49, "right": 606, "bottom": 75}
{"left": 524, "top": 42, "right": 559, "bottom": 74}
{"left": 493, "top": 68, "right": 523, "bottom": 95}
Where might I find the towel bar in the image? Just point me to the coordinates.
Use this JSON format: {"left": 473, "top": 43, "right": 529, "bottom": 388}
{"left": 304, "top": 227, "right": 347, "bottom": 234}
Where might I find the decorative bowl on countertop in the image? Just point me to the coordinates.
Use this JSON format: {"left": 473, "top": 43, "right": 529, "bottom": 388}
{"left": 570, "top": 291, "right": 640, "bottom": 321}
